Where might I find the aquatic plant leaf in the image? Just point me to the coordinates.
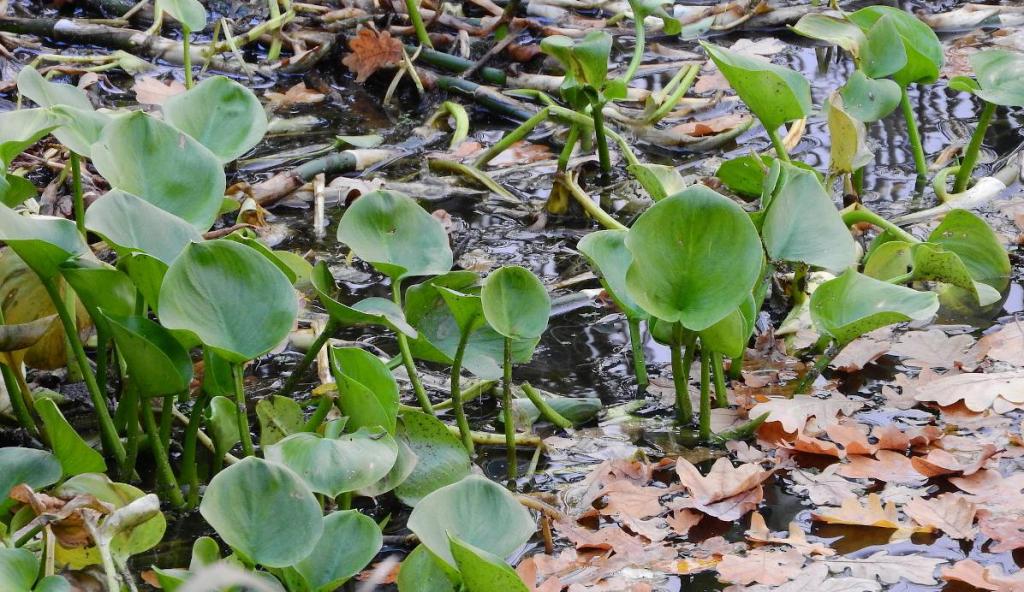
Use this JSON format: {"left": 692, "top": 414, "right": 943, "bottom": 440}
{"left": 356, "top": 436, "right": 418, "bottom": 497}
{"left": 859, "top": 14, "right": 907, "bottom": 80}
{"left": 337, "top": 190, "right": 453, "bottom": 281}
{"left": 928, "top": 209, "right": 1010, "bottom": 291}
{"left": 628, "top": 163, "right": 687, "bottom": 202}
{"left": 625, "top": 185, "right": 763, "bottom": 331}
{"left": 398, "top": 545, "right": 461, "bottom": 592}
{"left": 199, "top": 457, "right": 323, "bottom": 568}
{"left": 17, "top": 66, "right": 91, "bottom": 111}
{"left": 0, "top": 205, "right": 89, "bottom": 280}
{"left": 509, "top": 394, "right": 602, "bottom": 429}
{"left": 698, "top": 294, "right": 756, "bottom": 359}
{"left": 91, "top": 112, "right": 226, "bottom": 230}
{"left": 265, "top": 427, "right": 399, "bottom": 497}
{"left": 481, "top": 266, "right": 550, "bottom": 340}
{"left": 0, "top": 315, "right": 56, "bottom": 352}
{"left": 1, "top": 173, "right": 38, "bottom": 208}
{"left": 155, "top": 0, "right": 207, "bottom": 31}
{"left": 159, "top": 240, "right": 297, "bottom": 363}
{"left": 394, "top": 410, "right": 472, "bottom": 506}
{"left": 839, "top": 71, "right": 901, "bottom": 122}
{"left": 449, "top": 537, "right": 529, "bottom": 592}
{"left": 407, "top": 475, "right": 534, "bottom": 566}
{"left": 700, "top": 42, "right": 811, "bottom": 132}
{"left": 60, "top": 261, "right": 136, "bottom": 335}
{"left": 311, "top": 262, "right": 416, "bottom": 337}
{"left": 255, "top": 395, "right": 305, "bottom": 447}
{"left": 791, "top": 14, "right": 866, "bottom": 57}
{"left": 849, "top": 6, "right": 943, "bottom": 87}
{"left": 864, "top": 241, "right": 999, "bottom": 306}
{"left": 577, "top": 229, "right": 648, "bottom": 320}
{"left": 630, "top": 0, "right": 680, "bottom": 35}
{"left": 437, "top": 287, "right": 486, "bottom": 335}
{"left": 961, "top": 49, "right": 1024, "bottom": 106}
{"left": 0, "top": 108, "right": 60, "bottom": 166}
{"left": 330, "top": 347, "right": 399, "bottom": 435}
{"left": 826, "top": 93, "right": 873, "bottom": 174}
{"left": 121, "top": 253, "right": 168, "bottom": 313}
{"left": 34, "top": 398, "right": 106, "bottom": 476}
{"left": 810, "top": 269, "right": 939, "bottom": 346}
{"left": 0, "top": 448, "right": 61, "bottom": 513}
{"left": 0, "top": 548, "right": 40, "bottom": 591}
{"left": 163, "top": 76, "right": 267, "bottom": 163}
{"left": 85, "top": 189, "right": 201, "bottom": 265}
{"left": 16, "top": 67, "right": 108, "bottom": 156}
{"left": 207, "top": 395, "right": 241, "bottom": 454}
{"left": 294, "top": 510, "right": 382, "bottom": 592}
{"left": 105, "top": 314, "right": 193, "bottom": 396}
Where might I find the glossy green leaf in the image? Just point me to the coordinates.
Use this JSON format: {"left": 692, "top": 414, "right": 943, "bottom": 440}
{"left": 762, "top": 164, "right": 857, "bottom": 272}
{"left": 311, "top": 262, "right": 416, "bottom": 336}
{"left": 0, "top": 205, "right": 89, "bottom": 279}
{"left": 91, "top": 111, "right": 226, "bottom": 230}
{"left": 698, "top": 295, "right": 756, "bottom": 359}
{"left": 860, "top": 14, "right": 907, "bottom": 80}
{"left": 849, "top": 6, "right": 943, "bottom": 87}
{"left": 163, "top": 76, "right": 267, "bottom": 162}
{"left": 105, "top": 314, "right": 192, "bottom": 396}
{"left": 85, "top": 190, "right": 201, "bottom": 265}
{"left": 437, "top": 287, "right": 486, "bottom": 335}
{"left": 397, "top": 545, "right": 460, "bottom": 592}
{"left": 356, "top": 436, "right": 418, "bottom": 497}
{"left": 155, "top": 0, "right": 207, "bottom": 31}
{"left": 121, "top": 253, "right": 168, "bottom": 313}
{"left": 330, "top": 347, "right": 399, "bottom": 435}
{"left": 864, "top": 241, "right": 999, "bottom": 307}
{"left": 449, "top": 537, "right": 529, "bottom": 592}
{"left": 577, "top": 230, "right": 647, "bottom": 319}
{"left": 964, "top": 49, "right": 1024, "bottom": 106}
{"left": 481, "top": 266, "right": 550, "bottom": 340}
{"left": 394, "top": 410, "right": 472, "bottom": 506}
{"left": 337, "top": 190, "right": 453, "bottom": 281}
{"left": 59, "top": 261, "right": 136, "bottom": 335}
{"left": 838, "top": 70, "right": 901, "bottom": 122}
{"left": 810, "top": 269, "right": 939, "bottom": 346}
{"left": 791, "top": 14, "right": 866, "bottom": 57}
{"left": 0, "top": 108, "right": 59, "bottom": 166}
{"left": 700, "top": 42, "right": 811, "bottom": 131}
{"left": 255, "top": 395, "right": 305, "bottom": 447}
{"left": 294, "top": 510, "right": 382, "bottom": 592}
{"left": 159, "top": 240, "right": 297, "bottom": 363}
{"left": 716, "top": 154, "right": 771, "bottom": 198}
{"left": 827, "top": 93, "right": 873, "bottom": 174}
{"left": 1, "top": 173, "right": 38, "bottom": 208}
{"left": 0, "top": 548, "right": 39, "bottom": 592}
{"left": 0, "top": 448, "right": 61, "bottom": 512}
{"left": 265, "top": 427, "right": 399, "bottom": 497}
{"left": 625, "top": 185, "right": 763, "bottom": 331}
{"left": 928, "top": 209, "right": 1010, "bottom": 291}
{"left": 199, "top": 457, "right": 323, "bottom": 568}
{"left": 34, "top": 398, "right": 106, "bottom": 476}
{"left": 628, "top": 163, "right": 687, "bottom": 202}
{"left": 16, "top": 67, "right": 107, "bottom": 156}
{"left": 207, "top": 395, "right": 241, "bottom": 453}
{"left": 630, "top": 0, "right": 680, "bottom": 35}
{"left": 408, "top": 475, "right": 534, "bottom": 566}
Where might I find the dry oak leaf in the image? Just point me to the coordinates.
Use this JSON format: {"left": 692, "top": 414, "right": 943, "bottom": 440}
{"left": 670, "top": 113, "right": 749, "bottom": 138}
{"left": 716, "top": 548, "right": 805, "bottom": 586}
{"left": 903, "top": 493, "right": 978, "bottom": 540}
{"left": 837, "top": 450, "right": 927, "bottom": 484}
{"left": 132, "top": 76, "right": 186, "bottom": 105}
{"left": 941, "top": 559, "right": 1024, "bottom": 591}
{"left": 979, "top": 513, "right": 1024, "bottom": 552}
{"left": 810, "top": 493, "right": 912, "bottom": 530}
{"left": 487, "top": 141, "right": 553, "bottom": 167}
{"left": 665, "top": 508, "right": 702, "bottom": 537}
{"left": 745, "top": 512, "right": 834, "bottom": 556}
{"left": 979, "top": 320, "right": 1024, "bottom": 366}
{"left": 672, "top": 457, "right": 773, "bottom": 521}
{"left": 723, "top": 561, "right": 880, "bottom": 592}
{"left": 950, "top": 469, "right": 1024, "bottom": 512}
{"left": 342, "top": 28, "right": 404, "bottom": 83}
{"left": 8, "top": 483, "right": 111, "bottom": 548}
{"left": 788, "top": 465, "right": 862, "bottom": 506}
{"left": 830, "top": 328, "right": 892, "bottom": 372}
{"left": 914, "top": 370, "right": 1024, "bottom": 414}
{"left": 824, "top": 552, "right": 945, "bottom": 585}
{"left": 910, "top": 443, "right": 998, "bottom": 478}
{"left": 888, "top": 329, "right": 980, "bottom": 370}
{"left": 749, "top": 392, "right": 864, "bottom": 434}
{"left": 265, "top": 82, "right": 326, "bottom": 109}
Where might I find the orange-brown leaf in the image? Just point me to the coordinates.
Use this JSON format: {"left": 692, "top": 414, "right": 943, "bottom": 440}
{"left": 342, "top": 28, "right": 404, "bottom": 83}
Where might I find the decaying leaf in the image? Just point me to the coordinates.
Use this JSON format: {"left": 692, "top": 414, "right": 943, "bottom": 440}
{"left": 750, "top": 392, "right": 864, "bottom": 434}
{"left": 888, "top": 329, "right": 980, "bottom": 370}
{"left": 716, "top": 548, "right": 805, "bottom": 586}
{"left": 941, "top": 559, "right": 1024, "bottom": 591}
{"left": 950, "top": 469, "right": 1024, "bottom": 513}
{"left": 978, "top": 320, "right": 1024, "bottom": 366}
{"left": 265, "top": 82, "right": 327, "bottom": 109}
{"left": 914, "top": 371, "right": 1024, "bottom": 414}
{"left": 825, "top": 552, "right": 945, "bottom": 585}
{"left": 745, "top": 512, "right": 834, "bottom": 556}
{"left": 342, "top": 28, "right": 404, "bottom": 83}
{"left": 810, "top": 493, "right": 909, "bottom": 530}
{"left": 788, "top": 465, "right": 862, "bottom": 506}
{"left": 910, "top": 444, "right": 998, "bottom": 477}
{"left": 837, "top": 450, "right": 926, "bottom": 484}
{"left": 724, "top": 561, "right": 880, "bottom": 592}
{"left": 904, "top": 493, "right": 977, "bottom": 540}
{"left": 132, "top": 76, "right": 186, "bottom": 105}
{"left": 672, "top": 457, "right": 773, "bottom": 521}
{"left": 979, "top": 514, "right": 1024, "bottom": 552}
{"left": 9, "top": 483, "right": 111, "bottom": 548}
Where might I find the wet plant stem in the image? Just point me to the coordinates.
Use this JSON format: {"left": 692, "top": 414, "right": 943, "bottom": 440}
{"left": 562, "top": 173, "right": 627, "bottom": 230}
{"left": 405, "top": 0, "right": 433, "bottom": 48}
{"left": 232, "top": 364, "right": 255, "bottom": 457}
{"left": 473, "top": 107, "right": 549, "bottom": 168}
{"left": 711, "top": 351, "right": 728, "bottom": 408}
{"left": 841, "top": 205, "right": 918, "bottom": 244}
{"left": 670, "top": 324, "right": 694, "bottom": 424}
{"left": 182, "top": 25, "right": 193, "bottom": 88}
{"left": 392, "top": 280, "right": 433, "bottom": 414}
{"left": 70, "top": 153, "right": 85, "bottom": 236}
{"left": 303, "top": 396, "right": 333, "bottom": 432}
{"left": 900, "top": 86, "right": 928, "bottom": 178}
{"left": 790, "top": 262, "right": 808, "bottom": 306}
{"left": 521, "top": 383, "right": 572, "bottom": 429}
{"left": 502, "top": 337, "right": 517, "bottom": 480}
{"left": 557, "top": 125, "right": 580, "bottom": 172}
{"left": 953, "top": 100, "right": 996, "bottom": 193}
{"left": 182, "top": 391, "right": 211, "bottom": 508}
{"left": 1, "top": 358, "right": 38, "bottom": 436}
{"left": 140, "top": 398, "right": 185, "bottom": 507}
{"left": 622, "top": 4, "right": 645, "bottom": 84}
{"left": 626, "top": 317, "right": 648, "bottom": 387}
{"left": 590, "top": 102, "right": 612, "bottom": 177}
{"left": 450, "top": 329, "right": 474, "bottom": 454}
{"left": 120, "top": 383, "right": 140, "bottom": 480}
{"left": 276, "top": 318, "right": 338, "bottom": 400}
{"left": 42, "top": 279, "right": 126, "bottom": 465}
{"left": 645, "top": 64, "right": 699, "bottom": 125}
{"left": 159, "top": 394, "right": 173, "bottom": 453}
{"left": 698, "top": 350, "right": 711, "bottom": 442}
{"left": 266, "top": 0, "right": 283, "bottom": 61}
{"left": 766, "top": 125, "right": 790, "bottom": 162}
{"left": 794, "top": 342, "right": 839, "bottom": 394}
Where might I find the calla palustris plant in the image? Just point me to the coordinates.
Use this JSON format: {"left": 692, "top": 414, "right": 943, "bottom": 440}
{"left": 337, "top": 190, "right": 454, "bottom": 414}
{"left": 481, "top": 265, "right": 550, "bottom": 480}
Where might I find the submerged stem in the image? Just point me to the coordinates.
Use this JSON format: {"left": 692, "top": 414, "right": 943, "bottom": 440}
{"left": 711, "top": 351, "right": 728, "bottom": 409}
{"left": 840, "top": 204, "right": 918, "bottom": 244}
{"left": 182, "top": 26, "right": 193, "bottom": 89}
{"left": 140, "top": 397, "right": 185, "bottom": 508}
{"left": 450, "top": 328, "right": 474, "bottom": 455}
{"left": 899, "top": 85, "right": 928, "bottom": 178}
{"left": 502, "top": 337, "right": 517, "bottom": 481}
{"left": 698, "top": 349, "right": 711, "bottom": 442}
{"left": 232, "top": 363, "right": 255, "bottom": 457}
{"left": 70, "top": 153, "right": 85, "bottom": 236}
{"left": 182, "top": 391, "right": 211, "bottom": 508}
{"left": 474, "top": 107, "right": 550, "bottom": 168}
{"left": 266, "top": 0, "right": 284, "bottom": 61}
{"left": 670, "top": 324, "right": 694, "bottom": 424}
{"left": 794, "top": 342, "right": 839, "bottom": 394}
{"left": 626, "top": 317, "right": 648, "bottom": 388}
{"left": 276, "top": 318, "right": 338, "bottom": 400}
{"left": 591, "top": 102, "right": 612, "bottom": 177}
{"left": 953, "top": 100, "right": 996, "bottom": 193}
{"left": 392, "top": 280, "right": 433, "bottom": 414}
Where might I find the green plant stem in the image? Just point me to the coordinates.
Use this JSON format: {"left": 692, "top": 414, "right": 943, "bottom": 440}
{"left": 561, "top": 173, "right": 627, "bottom": 230}
{"left": 276, "top": 318, "right": 338, "bottom": 400}
{"left": 557, "top": 125, "right": 580, "bottom": 172}
{"left": 1, "top": 361, "right": 38, "bottom": 436}
{"left": 474, "top": 107, "right": 550, "bottom": 168}
{"left": 69, "top": 153, "right": 85, "bottom": 236}
{"left": 62, "top": 284, "right": 83, "bottom": 383}
{"left": 670, "top": 324, "right": 693, "bottom": 424}
{"left": 120, "top": 383, "right": 140, "bottom": 480}
{"left": 41, "top": 279, "right": 125, "bottom": 465}
{"left": 502, "top": 337, "right": 517, "bottom": 480}
{"left": 159, "top": 394, "right": 173, "bottom": 452}
{"left": 450, "top": 329, "right": 474, "bottom": 455}
{"left": 626, "top": 317, "right": 648, "bottom": 388}
{"left": 266, "top": 0, "right": 284, "bottom": 61}
{"left": 590, "top": 103, "right": 612, "bottom": 177}
{"left": 14, "top": 523, "right": 43, "bottom": 548}
{"left": 140, "top": 398, "right": 185, "bottom": 507}
{"left": 392, "top": 281, "right": 433, "bottom": 414}
{"left": 182, "top": 26, "right": 193, "bottom": 89}
{"left": 698, "top": 349, "right": 711, "bottom": 442}
{"left": 645, "top": 64, "right": 700, "bottom": 125}
{"left": 711, "top": 351, "right": 728, "bottom": 409}
{"left": 794, "top": 342, "right": 838, "bottom": 394}
{"left": 232, "top": 364, "right": 255, "bottom": 457}
{"left": 953, "top": 100, "right": 996, "bottom": 193}
{"left": 622, "top": 5, "right": 645, "bottom": 84}
{"left": 766, "top": 125, "right": 790, "bottom": 162}
{"left": 852, "top": 167, "right": 864, "bottom": 197}
{"left": 451, "top": 425, "right": 542, "bottom": 447}
{"left": 337, "top": 491, "right": 352, "bottom": 510}
{"left": 94, "top": 331, "right": 109, "bottom": 408}
{"left": 840, "top": 205, "right": 918, "bottom": 243}
{"left": 790, "top": 262, "right": 808, "bottom": 306}
{"left": 181, "top": 391, "right": 211, "bottom": 509}
{"left": 302, "top": 396, "right": 333, "bottom": 432}
{"left": 521, "top": 383, "right": 573, "bottom": 429}
{"left": 899, "top": 85, "right": 928, "bottom": 178}
{"left": 404, "top": 0, "right": 433, "bottom": 47}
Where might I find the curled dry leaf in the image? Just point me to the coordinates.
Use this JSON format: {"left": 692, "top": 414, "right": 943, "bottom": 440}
{"left": 910, "top": 443, "right": 998, "bottom": 478}
{"left": 978, "top": 320, "right": 1024, "bottom": 366}
{"left": 670, "top": 113, "right": 750, "bottom": 138}
{"left": 787, "top": 465, "right": 862, "bottom": 506}
{"left": 903, "top": 493, "right": 978, "bottom": 540}
{"left": 665, "top": 508, "right": 702, "bottom": 537}
{"left": 914, "top": 370, "right": 1024, "bottom": 414}
{"left": 716, "top": 548, "right": 805, "bottom": 586}
{"left": 941, "top": 559, "right": 1024, "bottom": 591}
{"left": 9, "top": 483, "right": 111, "bottom": 548}
{"left": 487, "top": 141, "right": 554, "bottom": 168}
{"left": 950, "top": 469, "right": 1024, "bottom": 513}
{"left": 750, "top": 392, "right": 864, "bottom": 434}
{"left": 837, "top": 450, "right": 927, "bottom": 484}
{"left": 672, "top": 457, "right": 773, "bottom": 521}
{"left": 979, "top": 513, "right": 1024, "bottom": 552}
{"left": 745, "top": 512, "right": 834, "bottom": 556}
{"left": 132, "top": 76, "right": 186, "bottom": 105}
{"left": 342, "top": 28, "right": 404, "bottom": 83}
{"left": 811, "top": 493, "right": 903, "bottom": 529}
{"left": 265, "top": 82, "right": 327, "bottom": 109}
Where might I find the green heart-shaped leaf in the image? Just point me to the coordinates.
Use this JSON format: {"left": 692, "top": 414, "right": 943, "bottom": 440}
{"left": 311, "top": 262, "right": 416, "bottom": 336}
{"left": 105, "top": 314, "right": 193, "bottom": 396}
{"left": 964, "top": 49, "right": 1024, "bottom": 107}
{"left": 0, "top": 548, "right": 39, "bottom": 592}
{"left": 265, "top": 427, "right": 399, "bottom": 497}
{"left": 849, "top": 6, "right": 942, "bottom": 87}
{"left": 207, "top": 395, "right": 241, "bottom": 453}
{"left": 60, "top": 261, "right": 136, "bottom": 335}
{"left": 330, "top": 347, "right": 399, "bottom": 435}
{"left": 255, "top": 395, "right": 305, "bottom": 447}
{"left": 397, "top": 545, "right": 460, "bottom": 592}
{"left": 155, "top": 0, "right": 207, "bottom": 31}
{"left": 698, "top": 294, "right": 756, "bottom": 359}
{"left": 0, "top": 205, "right": 88, "bottom": 280}
{"left": 0, "top": 108, "right": 60, "bottom": 166}
{"left": 163, "top": 76, "right": 267, "bottom": 162}
{"left": 481, "top": 266, "right": 550, "bottom": 340}
{"left": 628, "top": 163, "right": 687, "bottom": 202}
{"left": 85, "top": 189, "right": 201, "bottom": 265}
{"left": 826, "top": 93, "right": 874, "bottom": 174}
{"left": 35, "top": 398, "right": 107, "bottom": 476}
{"left": 394, "top": 409, "right": 472, "bottom": 506}
{"left": 294, "top": 510, "right": 382, "bottom": 592}
{"left": 928, "top": 209, "right": 1010, "bottom": 291}
{"left": 791, "top": 14, "right": 866, "bottom": 57}
{"left": 0, "top": 448, "right": 61, "bottom": 512}
{"left": 16, "top": 67, "right": 107, "bottom": 156}
{"left": 838, "top": 70, "right": 901, "bottom": 122}
{"left": 578, "top": 229, "right": 648, "bottom": 319}
{"left": 449, "top": 537, "right": 529, "bottom": 592}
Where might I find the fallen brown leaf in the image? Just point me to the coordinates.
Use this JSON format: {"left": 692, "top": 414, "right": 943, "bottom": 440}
{"left": 904, "top": 493, "right": 977, "bottom": 540}
{"left": 915, "top": 370, "right": 1024, "bottom": 414}
{"left": 265, "top": 82, "right": 327, "bottom": 109}
{"left": 837, "top": 450, "right": 926, "bottom": 484}
{"left": 342, "top": 28, "right": 404, "bottom": 83}
{"left": 810, "top": 493, "right": 907, "bottom": 530}
{"left": 941, "top": 559, "right": 1024, "bottom": 591}
{"left": 749, "top": 392, "right": 864, "bottom": 434}
{"left": 487, "top": 141, "right": 553, "bottom": 167}
{"left": 745, "top": 512, "right": 834, "bottom": 556}
{"left": 673, "top": 457, "right": 773, "bottom": 521}
{"left": 910, "top": 444, "right": 998, "bottom": 478}
{"left": 979, "top": 513, "right": 1024, "bottom": 552}
{"left": 978, "top": 320, "right": 1024, "bottom": 366}
{"left": 888, "top": 329, "right": 980, "bottom": 370}
{"left": 716, "top": 548, "right": 805, "bottom": 586}
{"left": 950, "top": 469, "right": 1024, "bottom": 513}
{"left": 670, "top": 113, "right": 749, "bottom": 138}
{"left": 132, "top": 76, "right": 186, "bottom": 105}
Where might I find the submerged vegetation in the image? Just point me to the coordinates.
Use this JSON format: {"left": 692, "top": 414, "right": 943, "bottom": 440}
{"left": 0, "top": 0, "right": 1022, "bottom": 590}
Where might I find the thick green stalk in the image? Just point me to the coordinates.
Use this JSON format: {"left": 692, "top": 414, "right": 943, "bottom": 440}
{"left": 450, "top": 329, "right": 474, "bottom": 454}
{"left": 557, "top": 125, "right": 580, "bottom": 172}
{"left": 670, "top": 324, "right": 693, "bottom": 424}
{"left": 232, "top": 364, "right": 255, "bottom": 457}
{"left": 182, "top": 26, "right": 193, "bottom": 89}
{"left": 474, "top": 107, "right": 550, "bottom": 168}
{"left": 302, "top": 396, "right": 333, "bottom": 432}
{"left": 159, "top": 394, "right": 173, "bottom": 452}
{"left": 591, "top": 102, "right": 611, "bottom": 176}
{"left": 266, "top": 0, "right": 283, "bottom": 61}
{"left": 794, "top": 343, "right": 838, "bottom": 394}
{"left": 41, "top": 279, "right": 125, "bottom": 464}
{"left": 899, "top": 85, "right": 928, "bottom": 178}
{"left": 953, "top": 100, "right": 996, "bottom": 193}
{"left": 502, "top": 337, "right": 517, "bottom": 480}
{"left": 70, "top": 153, "right": 85, "bottom": 236}
{"left": 120, "top": 383, "right": 140, "bottom": 480}
{"left": 645, "top": 64, "right": 699, "bottom": 125}
{"left": 561, "top": 173, "right": 627, "bottom": 230}
{"left": 521, "top": 383, "right": 572, "bottom": 429}
{"left": 698, "top": 350, "right": 711, "bottom": 442}
{"left": 766, "top": 125, "right": 790, "bottom": 162}
{"left": 392, "top": 280, "right": 433, "bottom": 414}
{"left": 626, "top": 317, "right": 648, "bottom": 387}
{"left": 182, "top": 391, "right": 211, "bottom": 508}
{"left": 404, "top": 0, "right": 433, "bottom": 48}
{"left": 140, "top": 399, "right": 185, "bottom": 507}
{"left": 94, "top": 330, "right": 109, "bottom": 407}
{"left": 276, "top": 318, "right": 338, "bottom": 400}
{"left": 841, "top": 205, "right": 918, "bottom": 244}
{"left": 711, "top": 351, "right": 728, "bottom": 408}
{"left": 1, "top": 361, "right": 37, "bottom": 435}
{"left": 621, "top": 4, "right": 645, "bottom": 84}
